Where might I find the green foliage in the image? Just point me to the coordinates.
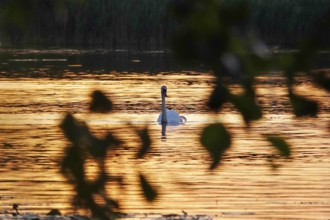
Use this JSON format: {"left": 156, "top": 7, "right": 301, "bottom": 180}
{"left": 89, "top": 90, "right": 113, "bottom": 113}
{"left": 60, "top": 91, "right": 154, "bottom": 218}
{"left": 171, "top": 0, "right": 330, "bottom": 169}
{"left": 312, "top": 71, "right": 330, "bottom": 92}
{"left": 265, "top": 135, "right": 291, "bottom": 158}
{"left": 265, "top": 135, "right": 291, "bottom": 169}
{"left": 230, "top": 91, "right": 262, "bottom": 125}
{"left": 139, "top": 173, "right": 158, "bottom": 202}
{"left": 207, "top": 81, "right": 229, "bottom": 112}
{"left": 289, "top": 91, "right": 319, "bottom": 117}
{"left": 136, "top": 127, "right": 152, "bottom": 159}
{"left": 60, "top": 113, "right": 120, "bottom": 219}
{"left": 200, "top": 123, "right": 231, "bottom": 169}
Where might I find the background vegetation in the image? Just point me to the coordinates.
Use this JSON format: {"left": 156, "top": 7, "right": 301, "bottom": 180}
{"left": 1, "top": 0, "right": 330, "bottom": 49}
{"left": 0, "top": 0, "right": 329, "bottom": 219}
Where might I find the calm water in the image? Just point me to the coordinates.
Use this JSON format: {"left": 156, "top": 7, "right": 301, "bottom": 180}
{"left": 0, "top": 50, "right": 329, "bottom": 219}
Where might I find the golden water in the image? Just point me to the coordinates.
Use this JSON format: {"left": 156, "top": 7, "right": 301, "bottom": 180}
{"left": 0, "top": 70, "right": 329, "bottom": 219}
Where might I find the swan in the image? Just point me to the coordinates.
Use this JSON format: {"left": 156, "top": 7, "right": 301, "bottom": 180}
{"left": 157, "top": 85, "right": 187, "bottom": 125}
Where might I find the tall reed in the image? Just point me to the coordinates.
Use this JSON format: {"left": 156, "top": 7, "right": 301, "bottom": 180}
{"left": 0, "top": 0, "right": 330, "bottom": 48}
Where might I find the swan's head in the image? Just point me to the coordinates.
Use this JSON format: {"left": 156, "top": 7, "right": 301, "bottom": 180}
{"left": 161, "top": 85, "right": 167, "bottom": 97}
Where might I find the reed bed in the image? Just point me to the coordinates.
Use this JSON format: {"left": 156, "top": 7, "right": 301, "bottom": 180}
{"left": 0, "top": 0, "right": 330, "bottom": 48}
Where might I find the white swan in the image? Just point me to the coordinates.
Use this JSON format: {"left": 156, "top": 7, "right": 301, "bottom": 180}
{"left": 157, "top": 85, "right": 187, "bottom": 125}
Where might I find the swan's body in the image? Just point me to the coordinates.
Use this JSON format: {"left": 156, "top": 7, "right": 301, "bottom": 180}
{"left": 157, "top": 109, "right": 186, "bottom": 125}
{"left": 157, "top": 85, "right": 186, "bottom": 125}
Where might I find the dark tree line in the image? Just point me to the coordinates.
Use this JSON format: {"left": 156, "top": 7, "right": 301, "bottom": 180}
{"left": 0, "top": 0, "right": 176, "bottom": 48}
{"left": 1, "top": 0, "right": 330, "bottom": 49}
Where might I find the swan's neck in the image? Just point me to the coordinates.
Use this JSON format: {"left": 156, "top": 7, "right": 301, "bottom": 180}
{"left": 161, "top": 93, "right": 167, "bottom": 124}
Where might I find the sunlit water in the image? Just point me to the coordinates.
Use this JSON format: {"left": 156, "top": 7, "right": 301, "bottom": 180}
{"left": 0, "top": 50, "right": 329, "bottom": 219}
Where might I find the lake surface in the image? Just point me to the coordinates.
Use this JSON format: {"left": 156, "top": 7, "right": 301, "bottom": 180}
{"left": 0, "top": 49, "right": 329, "bottom": 219}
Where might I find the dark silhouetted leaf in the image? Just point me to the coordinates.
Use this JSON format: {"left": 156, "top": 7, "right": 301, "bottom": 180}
{"left": 230, "top": 91, "right": 262, "bottom": 125}
{"left": 312, "top": 71, "right": 330, "bottom": 92}
{"left": 89, "top": 132, "right": 122, "bottom": 159}
{"left": 104, "top": 133, "right": 123, "bottom": 148}
{"left": 200, "top": 123, "right": 231, "bottom": 169}
{"left": 266, "top": 135, "right": 291, "bottom": 158}
{"left": 61, "top": 145, "right": 85, "bottom": 183}
{"left": 208, "top": 82, "right": 229, "bottom": 112}
{"left": 60, "top": 114, "right": 115, "bottom": 159}
{"left": 139, "top": 174, "right": 157, "bottom": 202}
{"left": 89, "top": 137, "right": 109, "bottom": 159}
{"left": 89, "top": 171, "right": 108, "bottom": 192}
{"left": 136, "top": 127, "right": 152, "bottom": 158}
{"left": 89, "top": 90, "right": 113, "bottom": 113}
{"left": 60, "top": 113, "right": 90, "bottom": 145}
{"left": 289, "top": 91, "right": 318, "bottom": 117}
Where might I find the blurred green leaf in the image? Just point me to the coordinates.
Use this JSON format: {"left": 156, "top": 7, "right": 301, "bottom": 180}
{"left": 60, "top": 113, "right": 118, "bottom": 219}
{"left": 88, "top": 137, "right": 108, "bottom": 159}
{"left": 139, "top": 173, "right": 157, "bottom": 202}
{"left": 61, "top": 145, "right": 85, "bottom": 182}
{"left": 221, "top": 0, "right": 250, "bottom": 22}
{"left": 312, "top": 71, "right": 330, "bottom": 92}
{"left": 60, "top": 113, "right": 90, "bottom": 145}
{"left": 208, "top": 82, "right": 229, "bottom": 112}
{"left": 136, "top": 127, "right": 152, "bottom": 159}
{"left": 266, "top": 135, "right": 291, "bottom": 158}
{"left": 171, "top": 0, "right": 230, "bottom": 63}
{"left": 230, "top": 91, "right": 262, "bottom": 125}
{"left": 200, "top": 123, "right": 231, "bottom": 169}
{"left": 170, "top": 0, "right": 196, "bottom": 21}
{"left": 60, "top": 113, "right": 120, "bottom": 159}
{"left": 89, "top": 90, "right": 113, "bottom": 113}
{"left": 289, "top": 91, "right": 318, "bottom": 117}
{"left": 292, "top": 47, "right": 317, "bottom": 72}
{"left": 89, "top": 171, "right": 107, "bottom": 192}
{"left": 0, "top": 0, "right": 34, "bottom": 29}
{"left": 172, "top": 28, "right": 226, "bottom": 63}
{"left": 89, "top": 133, "right": 122, "bottom": 159}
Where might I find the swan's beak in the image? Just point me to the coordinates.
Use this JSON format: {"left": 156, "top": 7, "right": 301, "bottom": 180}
{"left": 165, "top": 90, "right": 168, "bottom": 97}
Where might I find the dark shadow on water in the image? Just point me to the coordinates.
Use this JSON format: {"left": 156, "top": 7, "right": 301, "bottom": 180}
{"left": 2, "top": 49, "right": 330, "bottom": 79}
{"left": 0, "top": 49, "right": 206, "bottom": 78}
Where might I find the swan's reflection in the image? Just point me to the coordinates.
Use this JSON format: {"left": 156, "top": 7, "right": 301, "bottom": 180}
{"left": 161, "top": 123, "right": 167, "bottom": 140}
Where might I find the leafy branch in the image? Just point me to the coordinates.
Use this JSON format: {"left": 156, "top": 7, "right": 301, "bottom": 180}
{"left": 60, "top": 91, "right": 157, "bottom": 219}
{"left": 170, "top": 0, "right": 329, "bottom": 169}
